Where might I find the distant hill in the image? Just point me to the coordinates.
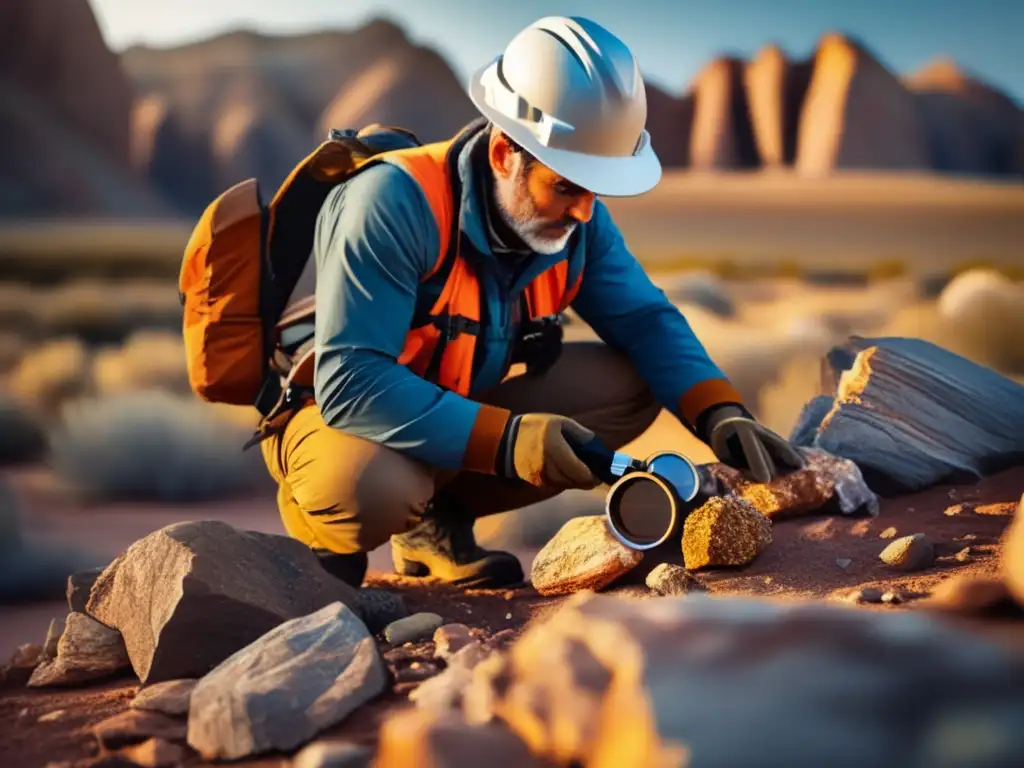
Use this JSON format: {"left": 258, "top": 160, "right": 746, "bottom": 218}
{"left": 1, "top": 1, "right": 1021, "bottom": 220}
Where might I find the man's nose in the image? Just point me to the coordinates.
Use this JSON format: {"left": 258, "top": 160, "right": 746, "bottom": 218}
{"left": 566, "top": 192, "right": 595, "bottom": 223}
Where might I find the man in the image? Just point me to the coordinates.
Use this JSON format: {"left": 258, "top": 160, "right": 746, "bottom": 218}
{"left": 259, "top": 16, "right": 802, "bottom": 589}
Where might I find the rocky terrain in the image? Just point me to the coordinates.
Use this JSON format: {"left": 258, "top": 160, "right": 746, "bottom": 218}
{"left": 1, "top": 334, "right": 1023, "bottom": 767}
{"left": 1, "top": 0, "right": 1020, "bottom": 219}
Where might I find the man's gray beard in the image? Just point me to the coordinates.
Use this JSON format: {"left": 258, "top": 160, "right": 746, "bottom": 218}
{"left": 493, "top": 158, "right": 576, "bottom": 256}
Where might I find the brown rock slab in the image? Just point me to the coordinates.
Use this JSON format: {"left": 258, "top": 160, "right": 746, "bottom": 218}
{"left": 131, "top": 679, "right": 197, "bottom": 716}
{"left": 879, "top": 533, "right": 935, "bottom": 572}
{"left": 92, "top": 710, "right": 188, "bottom": 750}
{"left": 707, "top": 447, "right": 878, "bottom": 519}
{"left": 682, "top": 495, "right": 772, "bottom": 570}
{"left": 375, "top": 709, "right": 555, "bottom": 768}
{"left": 186, "top": 601, "right": 386, "bottom": 761}
{"left": 28, "top": 612, "right": 130, "bottom": 687}
{"left": 530, "top": 516, "right": 644, "bottom": 596}
{"left": 645, "top": 563, "right": 707, "bottom": 596}
{"left": 119, "top": 737, "right": 190, "bottom": 768}
{"left": 86, "top": 520, "right": 360, "bottom": 684}
{"left": 461, "top": 591, "right": 1024, "bottom": 766}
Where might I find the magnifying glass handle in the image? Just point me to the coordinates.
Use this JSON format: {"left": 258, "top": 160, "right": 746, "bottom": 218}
{"left": 563, "top": 429, "right": 635, "bottom": 486}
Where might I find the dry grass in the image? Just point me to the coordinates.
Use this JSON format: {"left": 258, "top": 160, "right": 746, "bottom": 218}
{"left": 47, "top": 390, "right": 272, "bottom": 503}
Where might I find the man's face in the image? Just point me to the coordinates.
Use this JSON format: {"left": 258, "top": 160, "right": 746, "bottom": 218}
{"left": 491, "top": 135, "right": 596, "bottom": 255}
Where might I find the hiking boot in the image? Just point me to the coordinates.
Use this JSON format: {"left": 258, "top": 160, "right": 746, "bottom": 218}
{"left": 390, "top": 497, "right": 524, "bottom": 588}
{"left": 314, "top": 549, "right": 368, "bottom": 589}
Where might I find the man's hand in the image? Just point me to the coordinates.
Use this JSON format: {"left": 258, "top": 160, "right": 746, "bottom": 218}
{"left": 496, "top": 413, "right": 601, "bottom": 491}
{"left": 705, "top": 405, "right": 804, "bottom": 483}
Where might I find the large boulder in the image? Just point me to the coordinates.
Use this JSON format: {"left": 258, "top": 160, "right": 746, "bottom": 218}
{"left": 458, "top": 592, "right": 1024, "bottom": 767}
{"left": 86, "top": 520, "right": 361, "bottom": 684}
{"left": 187, "top": 601, "right": 386, "bottom": 761}
{"left": 792, "top": 336, "right": 1024, "bottom": 495}
{"left": 796, "top": 33, "right": 931, "bottom": 175}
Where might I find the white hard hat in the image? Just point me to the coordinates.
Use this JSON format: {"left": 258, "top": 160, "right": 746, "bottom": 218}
{"left": 468, "top": 16, "right": 661, "bottom": 197}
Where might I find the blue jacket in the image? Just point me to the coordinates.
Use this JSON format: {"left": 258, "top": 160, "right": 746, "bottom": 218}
{"left": 311, "top": 128, "right": 741, "bottom": 472}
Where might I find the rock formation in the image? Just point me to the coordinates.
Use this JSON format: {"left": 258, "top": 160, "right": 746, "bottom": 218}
{"left": 905, "top": 57, "right": 1023, "bottom": 177}
{"left": 795, "top": 33, "right": 932, "bottom": 175}
{"left": 687, "top": 57, "right": 760, "bottom": 170}
{"left": 744, "top": 44, "right": 813, "bottom": 167}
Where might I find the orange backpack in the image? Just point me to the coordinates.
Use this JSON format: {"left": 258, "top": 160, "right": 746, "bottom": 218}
{"left": 178, "top": 124, "right": 423, "bottom": 418}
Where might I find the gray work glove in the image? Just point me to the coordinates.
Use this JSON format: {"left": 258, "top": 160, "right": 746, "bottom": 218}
{"left": 704, "top": 405, "right": 804, "bottom": 483}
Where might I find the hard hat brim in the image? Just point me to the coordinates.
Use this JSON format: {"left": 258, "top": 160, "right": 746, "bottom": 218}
{"left": 468, "top": 63, "right": 662, "bottom": 198}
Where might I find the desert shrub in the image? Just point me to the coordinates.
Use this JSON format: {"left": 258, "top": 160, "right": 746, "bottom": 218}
{"left": 48, "top": 390, "right": 272, "bottom": 503}
{"left": 7, "top": 337, "right": 93, "bottom": 420}
{"left": 91, "top": 329, "right": 190, "bottom": 397}
{"left": 0, "top": 480, "right": 103, "bottom": 603}
{"left": 0, "top": 396, "right": 48, "bottom": 465}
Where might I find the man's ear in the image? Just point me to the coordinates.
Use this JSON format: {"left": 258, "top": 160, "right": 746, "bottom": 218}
{"left": 489, "top": 130, "right": 516, "bottom": 179}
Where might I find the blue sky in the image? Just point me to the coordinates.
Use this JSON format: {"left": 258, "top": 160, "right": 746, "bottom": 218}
{"left": 87, "top": 0, "right": 1024, "bottom": 103}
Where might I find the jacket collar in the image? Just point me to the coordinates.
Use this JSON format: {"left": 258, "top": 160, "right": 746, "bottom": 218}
{"left": 450, "top": 124, "right": 573, "bottom": 292}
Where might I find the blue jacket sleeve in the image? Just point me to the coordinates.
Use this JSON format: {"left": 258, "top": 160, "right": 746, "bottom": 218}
{"left": 571, "top": 200, "right": 747, "bottom": 436}
{"left": 311, "top": 162, "right": 509, "bottom": 472}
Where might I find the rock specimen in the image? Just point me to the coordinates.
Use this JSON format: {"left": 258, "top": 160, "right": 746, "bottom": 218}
{"left": 682, "top": 496, "right": 772, "bottom": 570}
{"left": 704, "top": 446, "right": 878, "bottom": 519}
{"left": 791, "top": 336, "right": 1024, "bottom": 495}
{"left": 384, "top": 613, "right": 444, "bottom": 646}
{"left": 879, "top": 534, "right": 935, "bottom": 572}
{"left": 433, "top": 624, "right": 474, "bottom": 660}
{"left": 457, "top": 592, "right": 1024, "bottom": 767}
{"left": 530, "top": 516, "right": 644, "bottom": 596}
{"left": 1, "top": 643, "right": 43, "bottom": 688}
{"left": 187, "top": 601, "right": 386, "bottom": 761}
{"left": 28, "top": 612, "right": 130, "bottom": 687}
{"left": 645, "top": 564, "right": 707, "bottom": 596}
{"left": 86, "top": 520, "right": 360, "bottom": 683}
{"left": 131, "top": 679, "right": 197, "bottom": 716}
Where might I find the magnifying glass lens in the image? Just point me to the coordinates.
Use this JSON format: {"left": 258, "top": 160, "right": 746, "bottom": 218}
{"left": 646, "top": 452, "right": 699, "bottom": 502}
{"left": 614, "top": 477, "right": 674, "bottom": 545}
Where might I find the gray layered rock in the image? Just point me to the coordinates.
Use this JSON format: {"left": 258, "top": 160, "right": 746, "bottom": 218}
{"left": 86, "top": 520, "right": 360, "bottom": 683}
{"left": 791, "top": 336, "right": 1024, "bottom": 495}
{"left": 187, "top": 601, "right": 386, "bottom": 761}
{"left": 28, "top": 612, "right": 130, "bottom": 687}
{"left": 460, "top": 592, "right": 1024, "bottom": 767}
{"left": 131, "top": 679, "right": 197, "bottom": 716}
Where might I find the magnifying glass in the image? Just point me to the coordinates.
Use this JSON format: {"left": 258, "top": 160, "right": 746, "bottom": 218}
{"left": 563, "top": 430, "right": 703, "bottom": 551}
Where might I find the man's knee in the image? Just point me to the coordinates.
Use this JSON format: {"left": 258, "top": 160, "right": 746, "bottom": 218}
{"left": 262, "top": 406, "right": 435, "bottom": 553}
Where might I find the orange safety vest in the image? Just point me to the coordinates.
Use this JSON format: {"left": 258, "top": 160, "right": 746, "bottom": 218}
{"left": 382, "top": 141, "right": 584, "bottom": 397}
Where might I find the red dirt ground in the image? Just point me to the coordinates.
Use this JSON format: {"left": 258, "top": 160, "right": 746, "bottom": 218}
{"left": 1, "top": 463, "right": 1022, "bottom": 767}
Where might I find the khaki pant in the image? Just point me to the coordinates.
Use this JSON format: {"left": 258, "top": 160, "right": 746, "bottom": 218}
{"left": 260, "top": 341, "right": 662, "bottom": 555}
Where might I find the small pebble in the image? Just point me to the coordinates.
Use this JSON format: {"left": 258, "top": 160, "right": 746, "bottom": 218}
{"left": 879, "top": 527, "right": 898, "bottom": 539}
{"left": 384, "top": 613, "right": 444, "bottom": 645}
{"left": 293, "top": 739, "right": 374, "bottom": 768}
{"left": 505, "top": 613, "right": 512, "bottom": 620}
{"left": 764, "top": 576, "right": 773, "bottom": 585}
{"left": 836, "top": 558, "right": 852, "bottom": 570}
{"left": 954, "top": 547, "right": 972, "bottom": 563}
{"left": 646, "top": 563, "right": 707, "bottom": 596}
{"left": 856, "top": 587, "right": 884, "bottom": 604}
{"left": 38, "top": 709, "right": 65, "bottom": 723}
{"left": 879, "top": 533, "right": 935, "bottom": 572}
{"left": 881, "top": 591, "right": 903, "bottom": 604}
